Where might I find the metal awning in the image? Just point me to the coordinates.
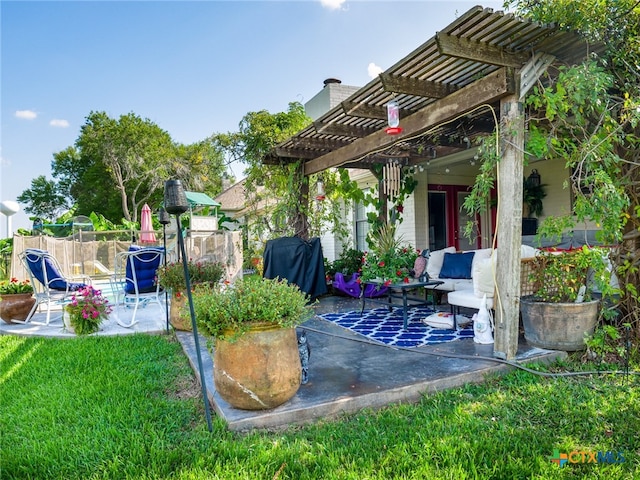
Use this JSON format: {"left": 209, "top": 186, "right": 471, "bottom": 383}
{"left": 185, "top": 191, "right": 221, "bottom": 208}
{"left": 264, "top": 5, "right": 601, "bottom": 175}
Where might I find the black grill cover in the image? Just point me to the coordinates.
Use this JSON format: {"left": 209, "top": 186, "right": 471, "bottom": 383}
{"left": 263, "top": 237, "right": 328, "bottom": 299}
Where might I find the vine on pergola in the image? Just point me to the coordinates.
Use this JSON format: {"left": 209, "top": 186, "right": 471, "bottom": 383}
{"left": 466, "top": 0, "right": 640, "bottom": 338}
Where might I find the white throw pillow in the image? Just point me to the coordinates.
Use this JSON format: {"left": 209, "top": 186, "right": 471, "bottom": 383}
{"left": 470, "top": 248, "right": 492, "bottom": 274}
{"left": 422, "top": 311, "right": 472, "bottom": 328}
{"left": 473, "top": 257, "right": 496, "bottom": 298}
{"left": 426, "top": 246, "right": 456, "bottom": 279}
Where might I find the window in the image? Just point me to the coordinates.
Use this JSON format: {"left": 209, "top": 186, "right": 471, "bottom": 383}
{"left": 354, "top": 199, "right": 372, "bottom": 252}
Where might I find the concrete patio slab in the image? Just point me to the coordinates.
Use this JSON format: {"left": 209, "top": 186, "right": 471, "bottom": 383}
{"left": 177, "top": 295, "right": 567, "bottom": 431}
{"left": 0, "top": 301, "right": 169, "bottom": 337}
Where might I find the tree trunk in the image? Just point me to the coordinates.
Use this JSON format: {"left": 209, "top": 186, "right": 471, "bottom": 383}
{"left": 293, "top": 163, "right": 310, "bottom": 240}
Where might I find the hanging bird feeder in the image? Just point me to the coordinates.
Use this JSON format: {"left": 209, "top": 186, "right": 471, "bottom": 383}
{"left": 315, "top": 179, "right": 326, "bottom": 201}
{"left": 385, "top": 100, "right": 403, "bottom": 135}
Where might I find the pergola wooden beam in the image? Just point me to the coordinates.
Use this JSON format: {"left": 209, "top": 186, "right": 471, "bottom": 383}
{"left": 341, "top": 101, "right": 387, "bottom": 120}
{"left": 313, "top": 122, "right": 378, "bottom": 138}
{"left": 436, "top": 32, "right": 531, "bottom": 67}
{"left": 380, "top": 73, "right": 457, "bottom": 98}
{"left": 292, "top": 137, "right": 352, "bottom": 150}
{"left": 304, "top": 67, "right": 515, "bottom": 175}
{"left": 274, "top": 147, "right": 326, "bottom": 159}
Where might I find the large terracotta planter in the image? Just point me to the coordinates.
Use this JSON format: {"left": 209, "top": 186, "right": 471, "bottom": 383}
{"left": 520, "top": 296, "right": 599, "bottom": 351}
{"left": 0, "top": 293, "right": 36, "bottom": 324}
{"left": 170, "top": 293, "right": 192, "bottom": 331}
{"left": 213, "top": 324, "right": 301, "bottom": 410}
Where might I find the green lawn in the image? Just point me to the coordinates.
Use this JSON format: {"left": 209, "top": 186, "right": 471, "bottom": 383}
{"left": 1, "top": 334, "right": 638, "bottom": 479}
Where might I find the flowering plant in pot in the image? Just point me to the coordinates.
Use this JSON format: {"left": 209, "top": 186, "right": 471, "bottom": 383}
{"left": 0, "top": 278, "right": 34, "bottom": 296}
{"left": 65, "top": 285, "right": 112, "bottom": 335}
{"left": 191, "top": 277, "right": 313, "bottom": 410}
{"left": 0, "top": 278, "right": 36, "bottom": 323}
{"left": 520, "top": 246, "right": 615, "bottom": 351}
{"left": 359, "top": 224, "right": 418, "bottom": 286}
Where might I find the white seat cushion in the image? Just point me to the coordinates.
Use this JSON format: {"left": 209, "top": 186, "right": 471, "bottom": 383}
{"left": 447, "top": 289, "right": 494, "bottom": 310}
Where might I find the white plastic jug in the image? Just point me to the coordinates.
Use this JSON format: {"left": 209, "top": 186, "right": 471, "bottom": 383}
{"left": 473, "top": 294, "right": 494, "bottom": 344}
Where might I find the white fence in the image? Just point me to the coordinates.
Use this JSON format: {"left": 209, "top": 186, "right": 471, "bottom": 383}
{"left": 10, "top": 230, "right": 243, "bottom": 283}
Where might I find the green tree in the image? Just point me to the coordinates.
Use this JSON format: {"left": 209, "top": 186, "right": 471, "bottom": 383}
{"left": 17, "top": 175, "right": 70, "bottom": 223}
{"left": 51, "top": 111, "right": 227, "bottom": 225}
{"left": 74, "top": 111, "right": 176, "bottom": 224}
{"left": 218, "top": 102, "right": 348, "bottom": 243}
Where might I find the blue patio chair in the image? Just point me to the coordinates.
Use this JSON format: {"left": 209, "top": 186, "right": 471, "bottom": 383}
{"left": 18, "top": 248, "right": 91, "bottom": 325}
{"left": 110, "top": 246, "right": 165, "bottom": 327}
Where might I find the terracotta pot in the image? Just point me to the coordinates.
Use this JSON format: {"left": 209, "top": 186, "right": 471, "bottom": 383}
{"left": 214, "top": 324, "right": 301, "bottom": 410}
{"left": 520, "top": 296, "right": 599, "bottom": 351}
{"left": 0, "top": 293, "right": 36, "bottom": 324}
{"left": 169, "top": 293, "right": 192, "bottom": 331}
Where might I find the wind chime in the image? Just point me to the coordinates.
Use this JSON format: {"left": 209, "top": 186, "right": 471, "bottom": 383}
{"left": 383, "top": 162, "right": 402, "bottom": 199}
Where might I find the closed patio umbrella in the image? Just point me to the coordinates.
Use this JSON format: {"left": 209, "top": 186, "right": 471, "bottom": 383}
{"left": 139, "top": 204, "right": 156, "bottom": 243}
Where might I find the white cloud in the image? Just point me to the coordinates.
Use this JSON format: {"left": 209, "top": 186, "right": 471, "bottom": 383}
{"left": 367, "top": 62, "right": 383, "bottom": 78}
{"left": 319, "top": 0, "right": 346, "bottom": 11}
{"left": 50, "top": 119, "right": 70, "bottom": 128}
{"left": 15, "top": 110, "right": 37, "bottom": 120}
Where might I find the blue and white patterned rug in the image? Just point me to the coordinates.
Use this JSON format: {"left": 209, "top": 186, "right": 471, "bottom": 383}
{"left": 318, "top": 306, "right": 474, "bottom": 348}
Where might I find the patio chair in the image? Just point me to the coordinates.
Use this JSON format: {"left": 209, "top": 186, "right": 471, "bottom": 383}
{"left": 110, "top": 246, "right": 165, "bottom": 327}
{"left": 18, "top": 248, "right": 91, "bottom": 325}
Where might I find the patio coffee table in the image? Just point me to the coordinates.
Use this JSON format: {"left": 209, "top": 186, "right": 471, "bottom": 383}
{"left": 360, "top": 279, "right": 444, "bottom": 330}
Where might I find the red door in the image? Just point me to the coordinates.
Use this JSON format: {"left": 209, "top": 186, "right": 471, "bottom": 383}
{"left": 428, "top": 184, "right": 481, "bottom": 251}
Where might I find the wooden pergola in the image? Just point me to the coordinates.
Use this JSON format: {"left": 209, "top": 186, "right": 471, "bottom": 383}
{"left": 263, "top": 6, "right": 599, "bottom": 360}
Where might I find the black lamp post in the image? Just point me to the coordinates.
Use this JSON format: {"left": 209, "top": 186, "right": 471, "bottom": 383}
{"left": 164, "top": 179, "right": 213, "bottom": 432}
{"left": 158, "top": 207, "right": 171, "bottom": 334}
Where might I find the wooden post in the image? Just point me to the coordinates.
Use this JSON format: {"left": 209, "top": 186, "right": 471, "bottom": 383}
{"left": 494, "top": 95, "right": 524, "bottom": 360}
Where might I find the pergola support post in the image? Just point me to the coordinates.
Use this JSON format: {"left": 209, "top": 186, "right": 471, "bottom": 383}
{"left": 494, "top": 95, "right": 524, "bottom": 360}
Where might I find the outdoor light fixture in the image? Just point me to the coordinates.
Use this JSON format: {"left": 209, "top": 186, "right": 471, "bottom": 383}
{"left": 164, "top": 179, "right": 189, "bottom": 215}
{"left": 528, "top": 169, "right": 541, "bottom": 187}
{"left": 163, "top": 179, "right": 213, "bottom": 433}
{"left": 158, "top": 206, "right": 171, "bottom": 226}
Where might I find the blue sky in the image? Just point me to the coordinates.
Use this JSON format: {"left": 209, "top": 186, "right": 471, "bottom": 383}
{"left": 1, "top": 0, "right": 504, "bottom": 236}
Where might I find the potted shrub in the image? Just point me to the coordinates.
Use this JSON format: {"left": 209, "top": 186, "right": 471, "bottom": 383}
{"left": 191, "top": 277, "right": 313, "bottom": 410}
{"left": 64, "top": 285, "right": 112, "bottom": 335}
{"left": 520, "top": 246, "right": 614, "bottom": 351}
{"left": 156, "top": 259, "right": 225, "bottom": 331}
{"left": 0, "top": 278, "right": 35, "bottom": 324}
